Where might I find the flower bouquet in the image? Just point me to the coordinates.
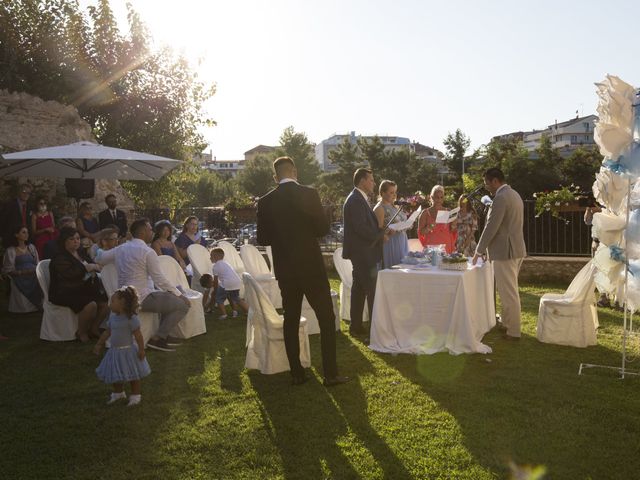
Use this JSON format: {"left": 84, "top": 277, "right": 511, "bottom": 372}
{"left": 439, "top": 252, "right": 469, "bottom": 271}
{"left": 401, "top": 249, "right": 432, "bottom": 265}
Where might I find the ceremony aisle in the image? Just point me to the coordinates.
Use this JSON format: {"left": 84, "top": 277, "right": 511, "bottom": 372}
{"left": 0, "top": 277, "right": 639, "bottom": 479}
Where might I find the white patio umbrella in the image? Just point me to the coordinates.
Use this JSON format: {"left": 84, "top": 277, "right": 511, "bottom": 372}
{"left": 0, "top": 141, "right": 182, "bottom": 180}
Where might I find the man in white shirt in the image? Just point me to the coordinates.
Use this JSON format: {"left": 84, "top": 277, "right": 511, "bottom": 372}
{"left": 97, "top": 218, "right": 191, "bottom": 351}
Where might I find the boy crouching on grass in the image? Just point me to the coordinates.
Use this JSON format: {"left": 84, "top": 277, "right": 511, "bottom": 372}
{"left": 200, "top": 248, "right": 248, "bottom": 319}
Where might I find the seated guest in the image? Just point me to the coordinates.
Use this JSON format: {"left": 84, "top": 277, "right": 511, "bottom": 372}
{"left": 418, "top": 185, "right": 458, "bottom": 254}
{"left": 96, "top": 218, "right": 191, "bottom": 352}
{"left": 43, "top": 216, "right": 75, "bottom": 260}
{"left": 2, "top": 225, "right": 43, "bottom": 313}
{"left": 88, "top": 228, "right": 119, "bottom": 260}
{"left": 151, "top": 220, "right": 186, "bottom": 271}
{"left": 31, "top": 196, "right": 57, "bottom": 259}
{"left": 76, "top": 202, "right": 100, "bottom": 242}
{"left": 0, "top": 183, "right": 32, "bottom": 248}
{"left": 97, "top": 194, "right": 128, "bottom": 238}
{"left": 174, "top": 216, "right": 207, "bottom": 266}
{"left": 49, "top": 226, "right": 108, "bottom": 341}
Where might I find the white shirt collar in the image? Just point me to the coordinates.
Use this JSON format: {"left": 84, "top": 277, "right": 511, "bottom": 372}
{"left": 355, "top": 187, "right": 370, "bottom": 202}
{"left": 278, "top": 177, "right": 298, "bottom": 184}
{"left": 496, "top": 184, "right": 508, "bottom": 195}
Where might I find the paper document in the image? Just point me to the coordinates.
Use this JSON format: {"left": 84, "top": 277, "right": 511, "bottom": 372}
{"left": 435, "top": 207, "right": 460, "bottom": 224}
{"left": 389, "top": 206, "right": 422, "bottom": 231}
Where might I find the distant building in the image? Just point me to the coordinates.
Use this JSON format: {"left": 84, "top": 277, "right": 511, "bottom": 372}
{"left": 412, "top": 142, "right": 450, "bottom": 178}
{"left": 192, "top": 149, "right": 213, "bottom": 165}
{"left": 202, "top": 158, "right": 245, "bottom": 177}
{"left": 244, "top": 145, "right": 277, "bottom": 162}
{"left": 500, "top": 115, "right": 598, "bottom": 156}
{"left": 315, "top": 132, "right": 411, "bottom": 171}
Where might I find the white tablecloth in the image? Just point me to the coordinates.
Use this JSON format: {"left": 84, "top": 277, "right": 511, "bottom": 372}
{"left": 369, "top": 262, "right": 496, "bottom": 355}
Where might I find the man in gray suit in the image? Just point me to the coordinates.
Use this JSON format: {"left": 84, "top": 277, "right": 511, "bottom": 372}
{"left": 472, "top": 168, "right": 526, "bottom": 340}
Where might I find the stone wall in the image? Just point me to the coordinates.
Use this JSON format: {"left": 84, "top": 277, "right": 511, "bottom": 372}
{"left": 0, "top": 89, "right": 134, "bottom": 218}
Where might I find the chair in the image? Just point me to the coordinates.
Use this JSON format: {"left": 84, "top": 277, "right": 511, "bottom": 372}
{"left": 408, "top": 238, "right": 423, "bottom": 253}
{"left": 537, "top": 261, "right": 599, "bottom": 348}
{"left": 36, "top": 260, "right": 78, "bottom": 341}
{"left": 240, "top": 244, "right": 282, "bottom": 308}
{"left": 243, "top": 272, "right": 310, "bottom": 374}
{"left": 100, "top": 263, "right": 160, "bottom": 345}
{"left": 333, "top": 247, "right": 369, "bottom": 323}
{"left": 187, "top": 244, "right": 212, "bottom": 294}
{"left": 7, "top": 277, "right": 39, "bottom": 314}
{"left": 157, "top": 256, "right": 206, "bottom": 339}
{"left": 217, "top": 241, "right": 246, "bottom": 296}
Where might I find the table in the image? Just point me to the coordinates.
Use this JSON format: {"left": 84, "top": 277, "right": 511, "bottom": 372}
{"left": 369, "top": 262, "right": 495, "bottom": 355}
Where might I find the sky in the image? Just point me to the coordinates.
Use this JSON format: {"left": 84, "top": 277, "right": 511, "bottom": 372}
{"left": 80, "top": 0, "right": 640, "bottom": 160}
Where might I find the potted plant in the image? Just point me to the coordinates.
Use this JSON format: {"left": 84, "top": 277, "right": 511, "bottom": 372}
{"left": 533, "top": 184, "right": 582, "bottom": 218}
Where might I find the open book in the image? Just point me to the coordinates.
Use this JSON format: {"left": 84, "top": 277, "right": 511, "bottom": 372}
{"left": 389, "top": 206, "right": 422, "bottom": 231}
{"left": 435, "top": 207, "right": 460, "bottom": 224}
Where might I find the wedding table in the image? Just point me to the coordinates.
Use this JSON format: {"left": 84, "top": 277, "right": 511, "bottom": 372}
{"left": 369, "top": 261, "right": 495, "bottom": 355}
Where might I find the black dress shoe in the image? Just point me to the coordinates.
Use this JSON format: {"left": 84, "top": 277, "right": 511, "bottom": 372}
{"left": 323, "top": 376, "right": 351, "bottom": 387}
{"left": 291, "top": 374, "right": 309, "bottom": 386}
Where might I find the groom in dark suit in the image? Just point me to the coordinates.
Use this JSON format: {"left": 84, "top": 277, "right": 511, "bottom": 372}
{"left": 257, "top": 157, "right": 349, "bottom": 387}
{"left": 342, "top": 168, "right": 385, "bottom": 336}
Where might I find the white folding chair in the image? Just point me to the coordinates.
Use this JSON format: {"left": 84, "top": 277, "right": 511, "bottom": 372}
{"left": 37, "top": 260, "right": 78, "bottom": 341}
{"left": 240, "top": 244, "right": 282, "bottom": 308}
{"left": 333, "top": 247, "right": 369, "bottom": 323}
{"left": 187, "top": 244, "right": 212, "bottom": 294}
{"left": 243, "top": 272, "right": 310, "bottom": 374}
{"left": 537, "top": 261, "right": 599, "bottom": 347}
{"left": 100, "top": 263, "right": 160, "bottom": 345}
{"left": 408, "top": 238, "right": 423, "bottom": 253}
{"left": 217, "top": 241, "right": 246, "bottom": 297}
{"left": 157, "top": 256, "right": 206, "bottom": 339}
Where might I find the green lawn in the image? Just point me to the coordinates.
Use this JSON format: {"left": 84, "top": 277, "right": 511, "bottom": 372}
{"left": 1, "top": 278, "right": 639, "bottom": 479}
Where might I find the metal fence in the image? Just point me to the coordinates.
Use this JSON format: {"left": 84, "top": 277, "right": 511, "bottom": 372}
{"left": 136, "top": 200, "right": 593, "bottom": 257}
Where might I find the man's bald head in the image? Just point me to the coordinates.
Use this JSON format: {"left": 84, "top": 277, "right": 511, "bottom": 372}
{"left": 273, "top": 156, "right": 297, "bottom": 181}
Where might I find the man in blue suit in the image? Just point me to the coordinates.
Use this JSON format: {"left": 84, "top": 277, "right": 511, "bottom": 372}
{"left": 342, "top": 168, "right": 385, "bottom": 336}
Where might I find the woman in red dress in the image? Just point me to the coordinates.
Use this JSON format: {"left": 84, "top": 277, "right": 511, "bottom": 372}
{"left": 417, "top": 185, "right": 457, "bottom": 253}
{"left": 31, "top": 196, "right": 57, "bottom": 259}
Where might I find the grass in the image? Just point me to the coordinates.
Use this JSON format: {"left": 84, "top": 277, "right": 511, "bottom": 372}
{"left": 1, "top": 276, "right": 640, "bottom": 479}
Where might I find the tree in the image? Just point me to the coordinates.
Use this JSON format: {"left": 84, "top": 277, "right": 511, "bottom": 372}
{"left": 275, "top": 126, "right": 321, "bottom": 185}
{"left": 0, "top": 0, "right": 215, "bottom": 204}
{"left": 236, "top": 154, "right": 274, "bottom": 197}
{"left": 443, "top": 129, "right": 471, "bottom": 181}
{"left": 319, "top": 137, "right": 364, "bottom": 202}
{"left": 560, "top": 146, "right": 602, "bottom": 192}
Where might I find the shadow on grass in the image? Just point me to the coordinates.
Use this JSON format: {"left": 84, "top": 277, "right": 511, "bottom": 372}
{"left": 371, "top": 288, "right": 640, "bottom": 479}
{"left": 249, "top": 331, "right": 413, "bottom": 480}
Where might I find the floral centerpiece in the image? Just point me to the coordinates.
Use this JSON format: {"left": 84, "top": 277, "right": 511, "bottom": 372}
{"left": 533, "top": 184, "right": 581, "bottom": 218}
{"left": 439, "top": 252, "right": 468, "bottom": 270}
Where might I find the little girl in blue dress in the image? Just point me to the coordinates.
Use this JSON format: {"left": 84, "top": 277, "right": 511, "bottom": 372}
{"left": 94, "top": 286, "right": 151, "bottom": 406}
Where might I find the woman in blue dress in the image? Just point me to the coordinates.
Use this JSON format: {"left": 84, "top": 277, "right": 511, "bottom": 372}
{"left": 75, "top": 202, "right": 100, "bottom": 243}
{"left": 1, "top": 225, "right": 43, "bottom": 312}
{"left": 151, "top": 220, "right": 187, "bottom": 271}
{"left": 174, "top": 215, "right": 207, "bottom": 266}
{"left": 94, "top": 286, "right": 151, "bottom": 407}
{"left": 373, "top": 180, "right": 409, "bottom": 268}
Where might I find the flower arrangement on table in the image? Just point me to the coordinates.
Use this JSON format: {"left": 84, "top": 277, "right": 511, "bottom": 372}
{"left": 439, "top": 252, "right": 468, "bottom": 270}
{"left": 533, "top": 184, "right": 581, "bottom": 218}
{"left": 397, "top": 191, "right": 428, "bottom": 210}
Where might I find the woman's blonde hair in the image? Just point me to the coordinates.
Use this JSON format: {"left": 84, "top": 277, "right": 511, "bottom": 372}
{"left": 429, "top": 185, "right": 444, "bottom": 204}
{"left": 378, "top": 180, "right": 397, "bottom": 197}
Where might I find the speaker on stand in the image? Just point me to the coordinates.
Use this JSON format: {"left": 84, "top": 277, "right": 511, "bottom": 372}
{"left": 65, "top": 178, "right": 95, "bottom": 214}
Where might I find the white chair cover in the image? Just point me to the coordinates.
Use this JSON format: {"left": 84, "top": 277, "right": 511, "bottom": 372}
{"left": 408, "top": 238, "right": 423, "bottom": 252}
{"left": 36, "top": 260, "right": 78, "bottom": 341}
{"left": 333, "top": 247, "right": 369, "bottom": 323}
{"left": 217, "top": 241, "right": 246, "bottom": 297}
{"left": 100, "top": 263, "right": 160, "bottom": 345}
{"left": 537, "top": 261, "right": 599, "bottom": 347}
{"left": 301, "top": 290, "right": 341, "bottom": 334}
{"left": 240, "top": 244, "right": 282, "bottom": 308}
{"left": 243, "top": 272, "right": 310, "bottom": 374}
{"left": 187, "top": 244, "right": 212, "bottom": 294}
{"left": 8, "top": 277, "right": 39, "bottom": 313}
{"left": 157, "top": 256, "right": 206, "bottom": 339}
